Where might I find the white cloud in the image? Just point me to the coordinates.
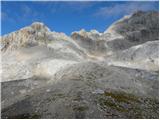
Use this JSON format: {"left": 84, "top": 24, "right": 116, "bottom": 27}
{"left": 1, "top": 12, "right": 8, "bottom": 21}
{"left": 21, "top": 5, "right": 37, "bottom": 18}
{"left": 47, "top": 2, "right": 94, "bottom": 13}
{"left": 95, "top": 2, "right": 157, "bottom": 17}
{"left": 65, "top": 2, "right": 94, "bottom": 11}
{"left": 22, "top": 5, "right": 32, "bottom": 15}
{"left": 20, "top": 5, "right": 42, "bottom": 22}
{"left": 1, "top": 11, "right": 16, "bottom": 24}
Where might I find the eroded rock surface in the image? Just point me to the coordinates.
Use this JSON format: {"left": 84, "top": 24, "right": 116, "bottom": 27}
{"left": 1, "top": 11, "right": 159, "bottom": 119}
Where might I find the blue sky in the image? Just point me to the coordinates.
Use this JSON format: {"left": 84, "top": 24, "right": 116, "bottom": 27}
{"left": 1, "top": 1, "right": 159, "bottom": 36}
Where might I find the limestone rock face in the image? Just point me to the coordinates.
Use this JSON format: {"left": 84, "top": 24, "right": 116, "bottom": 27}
{"left": 71, "top": 29, "right": 107, "bottom": 56}
{"left": 70, "top": 11, "right": 158, "bottom": 56}
{"left": 1, "top": 22, "right": 50, "bottom": 52}
{"left": 1, "top": 22, "right": 88, "bottom": 82}
{"left": 1, "top": 11, "right": 158, "bottom": 81}
{"left": 104, "top": 11, "right": 159, "bottom": 51}
{"left": 107, "top": 41, "right": 159, "bottom": 71}
{"left": 105, "top": 11, "right": 158, "bottom": 40}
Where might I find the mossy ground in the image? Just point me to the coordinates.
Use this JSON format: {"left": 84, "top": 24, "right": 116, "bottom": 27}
{"left": 97, "top": 90, "right": 158, "bottom": 118}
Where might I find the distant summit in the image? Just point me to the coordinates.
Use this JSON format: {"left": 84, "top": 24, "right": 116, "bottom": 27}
{"left": 1, "top": 11, "right": 158, "bottom": 53}
{"left": 30, "top": 22, "right": 51, "bottom": 32}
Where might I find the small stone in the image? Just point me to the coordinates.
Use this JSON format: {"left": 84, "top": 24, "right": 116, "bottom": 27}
{"left": 19, "top": 89, "right": 26, "bottom": 94}
{"left": 46, "top": 89, "right": 50, "bottom": 92}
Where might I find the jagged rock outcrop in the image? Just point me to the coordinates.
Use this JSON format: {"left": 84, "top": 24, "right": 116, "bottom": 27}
{"left": 1, "top": 11, "right": 158, "bottom": 81}
{"left": 71, "top": 29, "right": 107, "bottom": 56}
{"left": 1, "top": 22, "right": 87, "bottom": 60}
{"left": 1, "top": 23, "right": 86, "bottom": 82}
{"left": 1, "top": 22, "right": 50, "bottom": 51}
{"left": 70, "top": 11, "right": 158, "bottom": 57}
{"left": 104, "top": 11, "right": 159, "bottom": 51}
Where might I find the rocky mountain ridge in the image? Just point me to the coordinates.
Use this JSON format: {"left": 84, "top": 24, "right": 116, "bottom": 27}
{"left": 1, "top": 11, "right": 158, "bottom": 70}
{"left": 1, "top": 11, "right": 159, "bottom": 119}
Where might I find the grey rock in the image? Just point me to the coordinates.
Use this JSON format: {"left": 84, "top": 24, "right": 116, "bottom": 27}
{"left": 104, "top": 11, "right": 159, "bottom": 51}
{"left": 1, "top": 11, "right": 159, "bottom": 119}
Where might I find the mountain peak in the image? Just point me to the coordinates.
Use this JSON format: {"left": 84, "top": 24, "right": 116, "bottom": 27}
{"left": 132, "top": 10, "right": 145, "bottom": 16}
{"left": 1, "top": 22, "right": 52, "bottom": 52}
{"left": 30, "top": 22, "right": 50, "bottom": 32}
{"left": 31, "top": 22, "right": 44, "bottom": 26}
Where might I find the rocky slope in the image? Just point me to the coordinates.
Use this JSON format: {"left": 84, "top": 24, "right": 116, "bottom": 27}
{"left": 107, "top": 40, "right": 159, "bottom": 71}
{"left": 1, "top": 11, "right": 159, "bottom": 119}
{"left": 104, "top": 11, "right": 159, "bottom": 51}
{"left": 71, "top": 11, "right": 158, "bottom": 57}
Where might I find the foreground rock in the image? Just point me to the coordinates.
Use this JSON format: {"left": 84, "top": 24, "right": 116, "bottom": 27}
{"left": 1, "top": 62, "right": 158, "bottom": 118}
